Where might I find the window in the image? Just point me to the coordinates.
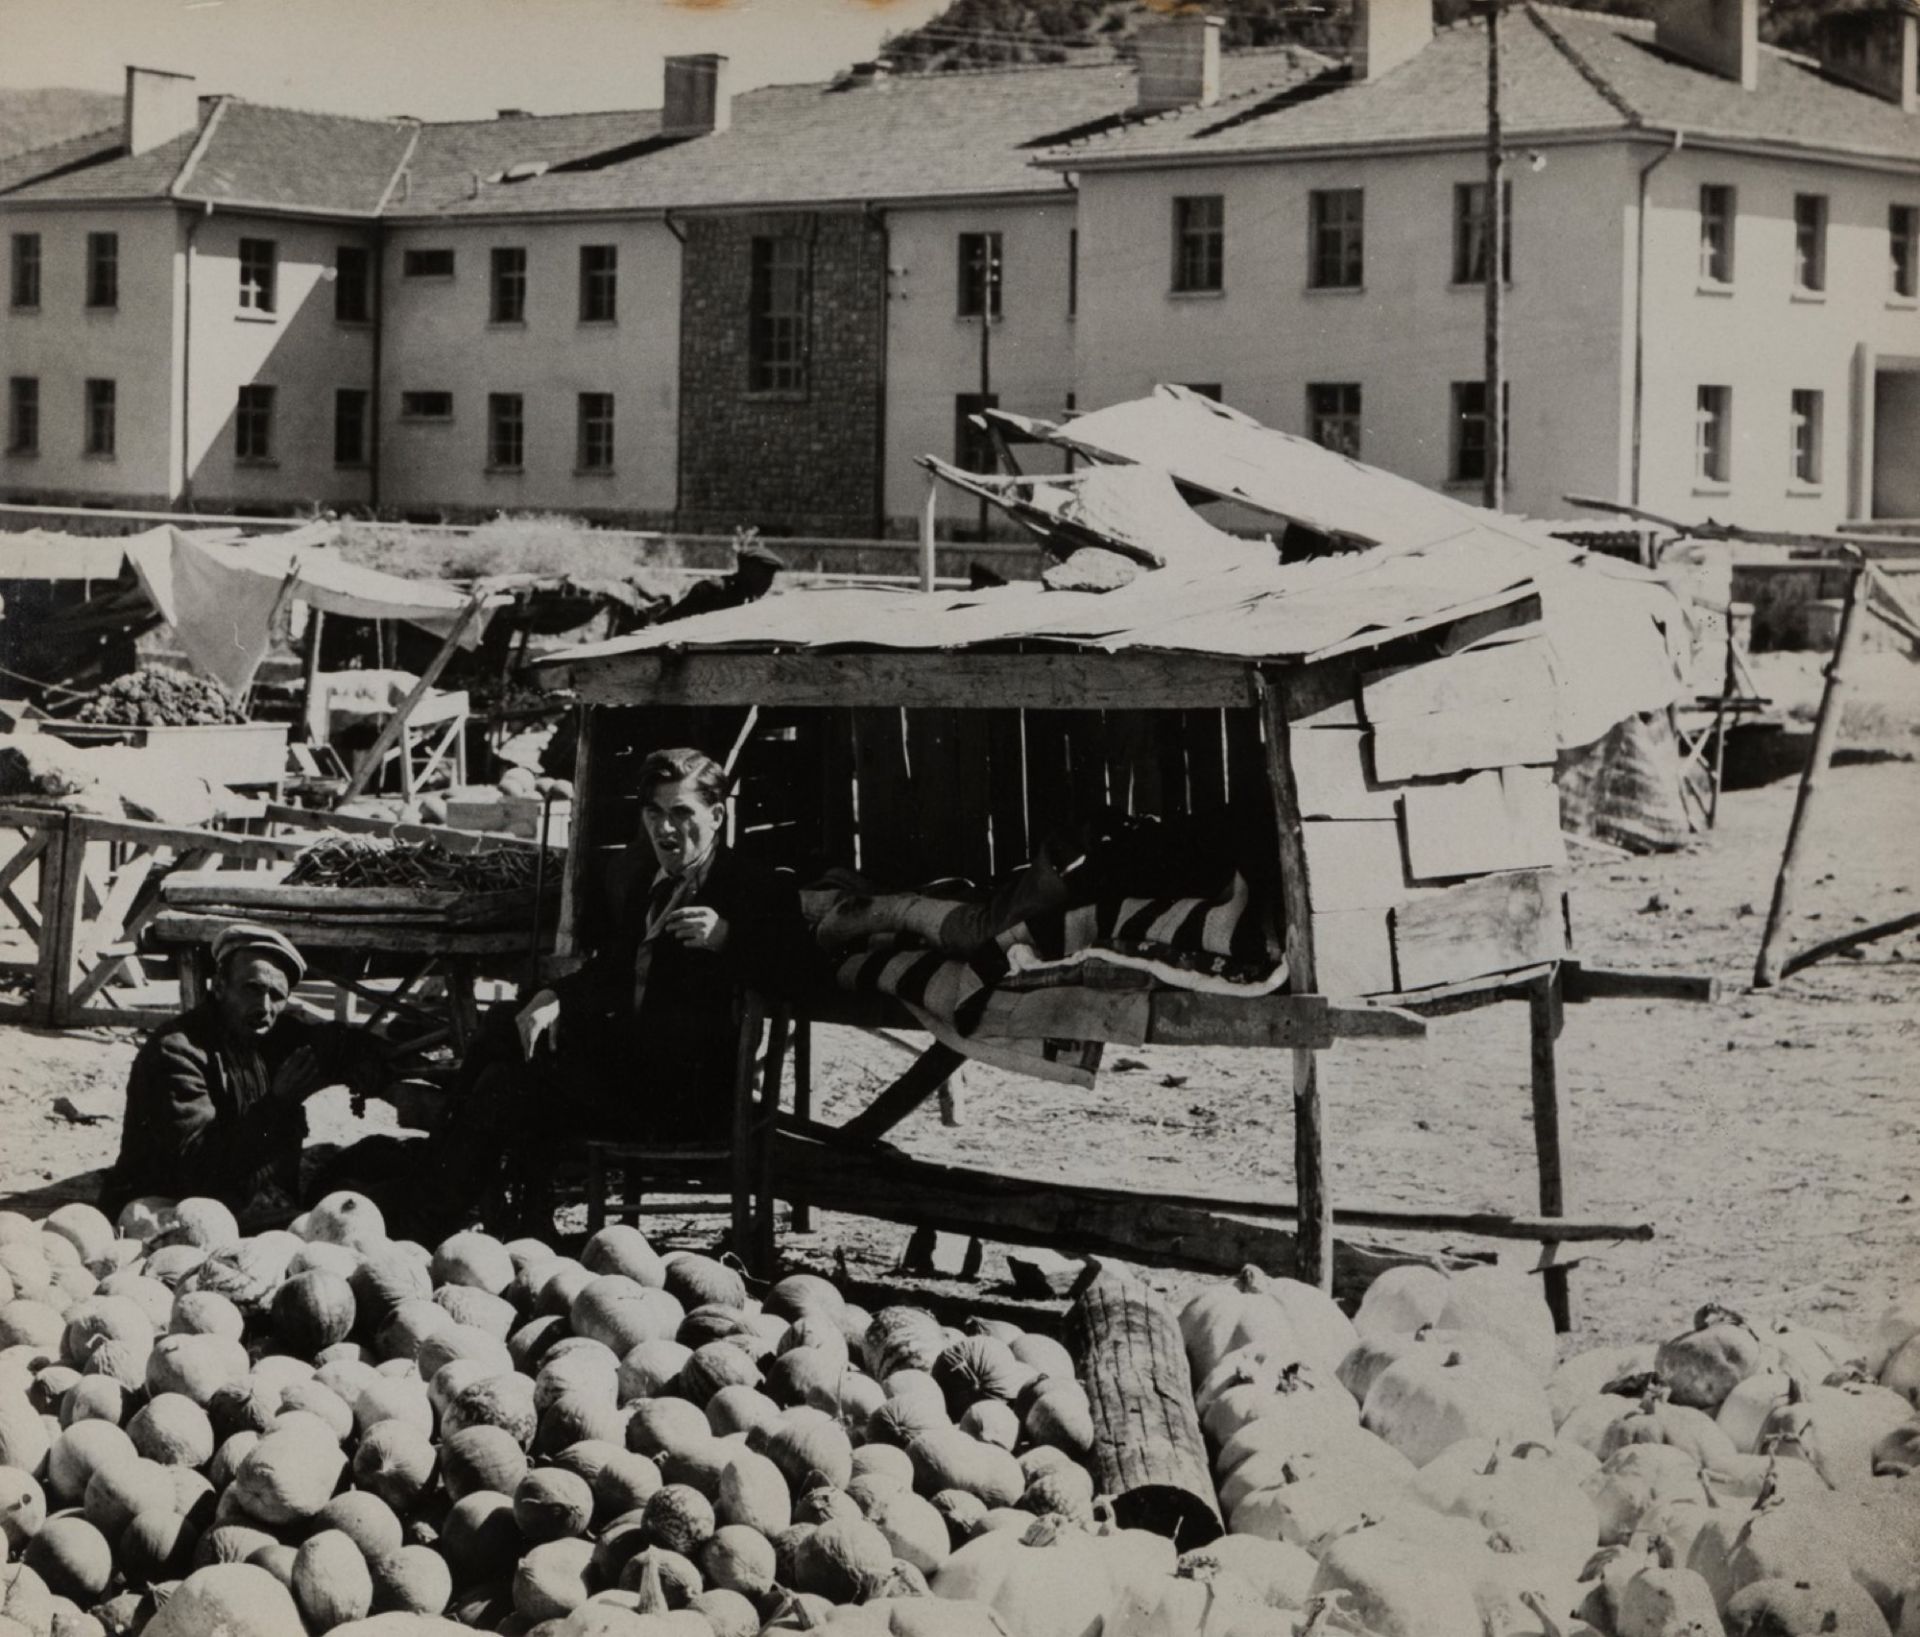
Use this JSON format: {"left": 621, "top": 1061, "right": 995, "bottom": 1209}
{"left": 490, "top": 247, "right": 527, "bottom": 324}
{"left": 402, "top": 248, "right": 455, "bottom": 279}
{"left": 1789, "top": 389, "right": 1823, "bottom": 487}
{"left": 9, "top": 234, "right": 40, "bottom": 309}
{"left": 334, "top": 388, "right": 370, "bottom": 467}
{"left": 487, "top": 392, "right": 524, "bottom": 470}
{"left": 1308, "top": 189, "right": 1364, "bottom": 290}
{"left": 578, "top": 244, "right": 617, "bottom": 322}
{"left": 954, "top": 392, "right": 1000, "bottom": 474}
{"left": 1891, "top": 205, "right": 1919, "bottom": 299}
{"left": 1699, "top": 185, "right": 1735, "bottom": 284}
{"left": 1172, "top": 195, "right": 1224, "bottom": 293}
{"left": 1306, "top": 382, "right": 1362, "bottom": 458}
{"left": 234, "top": 384, "right": 275, "bottom": 461}
{"left": 85, "top": 232, "right": 118, "bottom": 309}
{"left": 83, "top": 379, "right": 115, "bottom": 456}
{"left": 7, "top": 377, "right": 38, "bottom": 455}
{"left": 1068, "top": 228, "right": 1078, "bottom": 317}
{"left": 238, "top": 237, "right": 276, "bottom": 314}
{"left": 1695, "top": 385, "right": 1731, "bottom": 484}
{"left": 577, "top": 392, "right": 615, "bottom": 472}
{"left": 1450, "top": 380, "right": 1509, "bottom": 484}
{"left": 1451, "top": 181, "right": 1513, "bottom": 285}
{"left": 957, "top": 232, "right": 1003, "bottom": 318}
{"left": 335, "top": 245, "right": 371, "bottom": 322}
{"left": 1793, "top": 194, "right": 1827, "bottom": 292}
{"left": 400, "top": 390, "right": 453, "bottom": 420}
{"left": 748, "top": 236, "right": 809, "bottom": 393}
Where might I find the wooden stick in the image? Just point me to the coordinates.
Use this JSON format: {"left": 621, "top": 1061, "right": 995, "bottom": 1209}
{"left": 920, "top": 472, "right": 938, "bottom": 594}
{"left": 1779, "top": 909, "right": 1920, "bottom": 981}
{"left": 1527, "top": 967, "right": 1572, "bottom": 1333}
{"left": 1754, "top": 564, "right": 1867, "bottom": 988}
{"left": 343, "top": 591, "right": 488, "bottom": 801}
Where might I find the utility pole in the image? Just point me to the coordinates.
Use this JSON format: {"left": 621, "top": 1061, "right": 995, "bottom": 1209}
{"left": 1483, "top": 0, "right": 1506, "bottom": 512}
{"left": 976, "top": 240, "right": 998, "bottom": 542}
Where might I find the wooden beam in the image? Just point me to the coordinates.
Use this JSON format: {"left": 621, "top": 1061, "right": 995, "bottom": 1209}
{"left": 1527, "top": 968, "right": 1572, "bottom": 1333}
{"left": 1560, "top": 963, "right": 1720, "bottom": 1004}
{"left": 69, "top": 815, "right": 306, "bottom": 864}
{"left": 146, "top": 910, "right": 539, "bottom": 957}
{"left": 541, "top": 650, "right": 1254, "bottom": 712}
{"left": 344, "top": 590, "right": 488, "bottom": 800}
{"left": 839, "top": 1042, "right": 969, "bottom": 1143}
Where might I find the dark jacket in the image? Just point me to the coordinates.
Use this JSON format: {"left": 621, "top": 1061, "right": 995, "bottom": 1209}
{"left": 103, "top": 1003, "right": 384, "bottom": 1215}
{"left": 549, "top": 848, "right": 821, "bottom": 1135}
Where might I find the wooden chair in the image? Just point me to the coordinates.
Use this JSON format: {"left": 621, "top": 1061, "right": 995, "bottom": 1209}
{"left": 566, "top": 990, "right": 792, "bottom": 1271}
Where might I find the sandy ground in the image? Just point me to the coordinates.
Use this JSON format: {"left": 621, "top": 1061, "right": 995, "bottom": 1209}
{"left": 3, "top": 741, "right": 1916, "bottom": 1362}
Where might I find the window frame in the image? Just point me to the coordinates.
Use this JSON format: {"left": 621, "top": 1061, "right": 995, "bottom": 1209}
{"left": 1308, "top": 188, "right": 1364, "bottom": 291}
{"left": 1699, "top": 184, "right": 1736, "bottom": 285}
{"left": 333, "top": 387, "right": 370, "bottom": 468}
{"left": 83, "top": 378, "right": 116, "bottom": 457}
{"left": 399, "top": 390, "right": 454, "bottom": 422}
{"left": 956, "top": 231, "right": 1004, "bottom": 319}
{"left": 490, "top": 246, "right": 528, "bottom": 325}
{"left": 1451, "top": 181, "right": 1514, "bottom": 286}
{"left": 85, "top": 232, "right": 119, "bottom": 310}
{"left": 1449, "top": 379, "right": 1509, "bottom": 485}
{"left": 576, "top": 391, "right": 615, "bottom": 473}
{"left": 237, "top": 237, "right": 277, "bottom": 315}
{"left": 1306, "top": 381, "right": 1362, "bottom": 459}
{"left": 1171, "top": 194, "right": 1225, "bottom": 295}
{"left": 401, "top": 247, "right": 456, "bottom": 280}
{"left": 1891, "top": 204, "right": 1919, "bottom": 300}
{"left": 1788, "top": 388, "right": 1823, "bottom": 488}
{"left": 9, "top": 233, "right": 41, "bottom": 311}
{"left": 1068, "top": 227, "right": 1078, "bottom": 318}
{"left": 1695, "top": 384, "right": 1732, "bottom": 485}
{"left": 6, "top": 376, "right": 39, "bottom": 456}
{"left": 747, "top": 235, "right": 810, "bottom": 396}
{"left": 334, "top": 245, "right": 372, "bottom": 324}
{"left": 1792, "top": 194, "right": 1828, "bottom": 293}
{"left": 486, "top": 391, "right": 525, "bottom": 472}
{"left": 577, "top": 244, "right": 618, "bottom": 324}
{"left": 234, "top": 383, "right": 276, "bottom": 463}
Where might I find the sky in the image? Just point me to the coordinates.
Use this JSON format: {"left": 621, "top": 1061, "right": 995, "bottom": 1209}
{"left": 0, "top": 0, "right": 954, "bottom": 120}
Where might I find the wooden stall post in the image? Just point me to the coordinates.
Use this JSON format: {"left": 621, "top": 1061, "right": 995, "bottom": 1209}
{"left": 1527, "top": 965, "right": 1572, "bottom": 1333}
{"left": 343, "top": 591, "right": 488, "bottom": 801}
{"left": 1754, "top": 563, "right": 1866, "bottom": 988}
{"left": 29, "top": 814, "right": 75, "bottom": 1026}
{"left": 919, "top": 473, "right": 938, "bottom": 593}
{"left": 1066, "top": 1264, "right": 1222, "bottom": 1547}
{"left": 1256, "top": 672, "right": 1332, "bottom": 1292}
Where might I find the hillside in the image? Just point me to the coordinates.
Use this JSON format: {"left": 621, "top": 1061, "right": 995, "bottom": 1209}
{"left": 0, "top": 87, "right": 119, "bottom": 159}
{"left": 878, "top": 0, "right": 1832, "bottom": 72}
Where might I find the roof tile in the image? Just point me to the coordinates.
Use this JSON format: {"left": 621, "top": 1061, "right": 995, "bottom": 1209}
{"left": 179, "top": 102, "right": 416, "bottom": 214}
{"left": 0, "top": 129, "right": 196, "bottom": 203}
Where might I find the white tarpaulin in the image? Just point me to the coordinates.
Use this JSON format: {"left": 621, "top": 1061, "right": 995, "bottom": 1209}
{"left": 125, "top": 524, "right": 489, "bottom": 694}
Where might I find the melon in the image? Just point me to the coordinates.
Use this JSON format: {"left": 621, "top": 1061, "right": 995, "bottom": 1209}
{"left": 271, "top": 1270, "right": 358, "bottom": 1356}
{"left": 127, "top": 1392, "right": 215, "bottom": 1467}
{"left": 23, "top": 1513, "right": 114, "bottom": 1602}
{"left": 352, "top": 1418, "right": 439, "bottom": 1512}
{"left": 432, "top": 1233, "right": 516, "bottom": 1297}
{"left": 304, "top": 1192, "right": 387, "bottom": 1252}
{"left": 368, "top": 1543, "right": 454, "bottom": 1616}
{"left": 294, "top": 1528, "right": 376, "bottom": 1630}
{"left": 230, "top": 1422, "right": 347, "bottom": 1525}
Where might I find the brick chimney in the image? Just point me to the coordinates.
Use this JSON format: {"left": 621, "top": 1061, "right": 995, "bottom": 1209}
{"left": 662, "top": 54, "right": 731, "bottom": 137}
{"left": 1817, "top": 5, "right": 1918, "bottom": 112}
{"left": 1136, "top": 14, "right": 1222, "bottom": 113}
{"left": 1654, "top": 0, "right": 1759, "bottom": 91}
{"left": 1352, "top": 0, "right": 1431, "bottom": 83}
{"left": 125, "top": 66, "right": 198, "bottom": 156}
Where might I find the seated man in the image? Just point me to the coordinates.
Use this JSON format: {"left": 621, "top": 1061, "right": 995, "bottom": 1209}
{"left": 101, "top": 924, "right": 391, "bottom": 1226}
{"left": 436, "top": 747, "right": 820, "bottom": 1230}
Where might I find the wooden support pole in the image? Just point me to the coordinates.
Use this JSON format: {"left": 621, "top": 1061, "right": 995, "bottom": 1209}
{"left": 919, "top": 472, "right": 938, "bottom": 593}
{"left": 343, "top": 591, "right": 487, "bottom": 801}
{"left": 1780, "top": 908, "right": 1920, "bottom": 981}
{"left": 1256, "top": 672, "right": 1331, "bottom": 1292}
{"left": 791, "top": 1019, "right": 813, "bottom": 1232}
{"left": 1754, "top": 563, "right": 1867, "bottom": 988}
{"left": 299, "top": 607, "right": 327, "bottom": 744}
{"left": 1528, "top": 965, "right": 1572, "bottom": 1333}
{"left": 29, "top": 815, "right": 72, "bottom": 1026}
{"left": 1066, "top": 1265, "right": 1222, "bottom": 1548}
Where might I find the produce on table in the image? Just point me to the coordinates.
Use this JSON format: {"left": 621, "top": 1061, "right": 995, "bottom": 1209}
{"left": 73, "top": 667, "right": 249, "bottom": 728}
{"left": 1, "top": 1195, "right": 1914, "bottom": 1636}
{"left": 284, "top": 835, "right": 540, "bottom": 893}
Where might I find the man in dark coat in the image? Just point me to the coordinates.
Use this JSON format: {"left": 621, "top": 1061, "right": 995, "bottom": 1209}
{"left": 102, "top": 925, "right": 391, "bottom": 1224}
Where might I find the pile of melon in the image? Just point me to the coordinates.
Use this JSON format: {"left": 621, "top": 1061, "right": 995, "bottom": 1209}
{"left": 1176, "top": 1262, "right": 1920, "bottom": 1637}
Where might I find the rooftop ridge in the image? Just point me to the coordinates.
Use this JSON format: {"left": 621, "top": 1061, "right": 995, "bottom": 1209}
{"left": 419, "top": 106, "right": 665, "bottom": 129}
{"left": 217, "top": 97, "right": 414, "bottom": 130}
{"left": 1523, "top": 2, "right": 1643, "bottom": 127}
{"left": 0, "top": 121, "right": 121, "bottom": 169}
{"left": 1033, "top": 45, "right": 1338, "bottom": 156}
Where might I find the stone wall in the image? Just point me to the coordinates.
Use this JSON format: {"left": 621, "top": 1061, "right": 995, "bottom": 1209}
{"left": 676, "top": 209, "right": 886, "bottom": 537}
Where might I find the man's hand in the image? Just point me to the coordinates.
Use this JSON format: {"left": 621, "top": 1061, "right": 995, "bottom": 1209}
{"left": 516, "top": 990, "right": 562, "bottom": 1060}
{"left": 663, "top": 906, "right": 729, "bottom": 953}
{"left": 270, "top": 1045, "right": 325, "bottom": 1102}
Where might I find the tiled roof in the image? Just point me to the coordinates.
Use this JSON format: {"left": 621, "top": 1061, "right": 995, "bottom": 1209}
{"left": 1045, "top": 8, "right": 1920, "bottom": 168}
{"left": 394, "top": 50, "right": 1331, "bottom": 218}
{"left": 179, "top": 102, "right": 416, "bottom": 214}
{"left": 0, "top": 128, "right": 197, "bottom": 203}
{"left": 394, "top": 109, "right": 667, "bottom": 216}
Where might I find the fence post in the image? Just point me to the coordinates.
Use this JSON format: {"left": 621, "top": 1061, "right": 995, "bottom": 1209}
{"left": 32, "top": 813, "right": 85, "bottom": 1026}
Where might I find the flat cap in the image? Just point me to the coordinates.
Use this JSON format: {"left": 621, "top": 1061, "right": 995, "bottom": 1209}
{"left": 210, "top": 923, "right": 306, "bottom": 985}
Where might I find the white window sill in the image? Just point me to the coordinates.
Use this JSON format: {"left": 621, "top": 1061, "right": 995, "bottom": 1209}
{"left": 1888, "top": 296, "right": 1919, "bottom": 311}
{"left": 484, "top": 465, "right": 525, "bottom": 476}
{"left": 235, "top": 310, "right": 277, "bottom": 324}
{"left": 1695, "top": 282, "right": 1735, "bottom": 298}
{"left": 1790, "top": 288, "right": 1827, "bottom": 304}
{"left": 235, "top": 457, "right": 280, "bottom": 469}
{"left": 334, "top": 461, "right": 370, "bottom": 472}
{"left": 1304, "top": 284, "right": 1365, "bottom": 297}
{"left": 4, "top": 448, "right": 38, "bottom": 460}
{"left": 1446, "top": 280, "right": 1513, "bottom": 292}
{"left": 8, "top": 305, "right": 39, "bottom": 316}
{"left": 1692, "top": 482, "right": 1732, "bottom": 496}
{"left": 82, "top": 450, "right": 116, "bottom": 462}
{"left": 487, "top": 319, "right": 528, "bottom": 331}
{"left": 572, "top": 467, "right": 616, "bottom": 478}
{"left": 1167, "top": 287, "right": 1224, "bottom": 301}
{"left": 403, "top": 274, "right": 456, "bottom": 283}
{"left": 578, "top": 317, "right": 618, "bottom": 328}
{"left": 1786, "top": 484, "right": 1824, "bottom": 499}
{"left": 83, "top": 306, "right": 118, "bottom": 317}
{"left": 399, "top": 417, "right": 454, "bottom": 426}
{"left": 335, "top": 318, "right": 374, "bottom": 330}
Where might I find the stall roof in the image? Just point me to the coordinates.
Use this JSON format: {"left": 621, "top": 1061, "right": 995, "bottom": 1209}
{"left": 0, "top": 532, "right": 138, "bottom": 582}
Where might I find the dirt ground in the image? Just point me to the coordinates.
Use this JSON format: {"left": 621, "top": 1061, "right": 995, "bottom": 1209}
{"left": 3, "top": 728, "right": 1915, "bottom": 1364}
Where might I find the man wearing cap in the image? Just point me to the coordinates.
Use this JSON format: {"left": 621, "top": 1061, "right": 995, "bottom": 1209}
{"left": 101, "top": 924, "right": 391, "bottom": 1224}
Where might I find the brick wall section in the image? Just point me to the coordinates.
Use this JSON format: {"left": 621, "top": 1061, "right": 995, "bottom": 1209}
{"left": 676, "top": 209, "right": 886, "bottom": 538}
